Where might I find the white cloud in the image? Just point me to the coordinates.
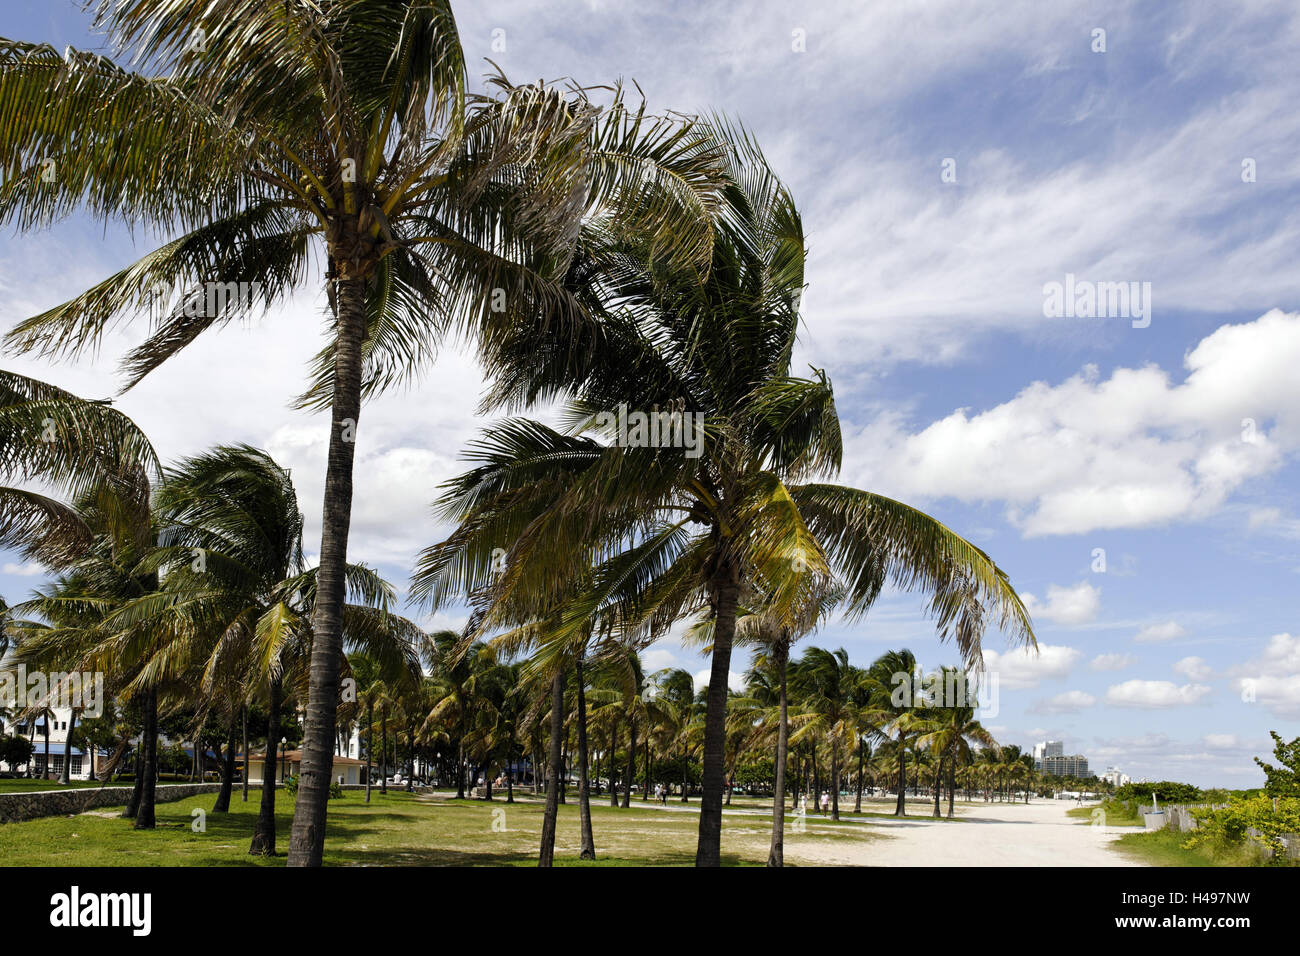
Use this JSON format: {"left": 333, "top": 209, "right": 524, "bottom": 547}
{"left": 1030, "top": 690, "right": 1096, "bottom": 715}
{"left": 1204, "top": 734, "right": 1245, "bottom": 750}
{"left": 1233, "top": 633, "right": 1300, "bottom": 718}
{"left": 1173, "top": 656, "right": 1213, "bottom": 681}
{"left": 841, "top": 311, "right": 1300, "bottom": 536}
{"left": 641, "top": 647, "right": 680, "bottom": 673}
{"left": 1105, "top": 680, "right": 1212, "bottom": 709}
{"left": 692, "top": 669, "right": 745, "bottom": 694}
{"left": 1, "top": 562, "right": 45, "bottom": 577}
{"left": 1135, "top": 621, "right": 1186, "bottom": 644}
{"left": 982, "top": 643, "right": 1080, "bottom": 690}
{"left": 1021, "top": 581, "right": 1100, "bottom": 626}
{"left": 1090, "top": 652, "right": 1135, "bottom": 672}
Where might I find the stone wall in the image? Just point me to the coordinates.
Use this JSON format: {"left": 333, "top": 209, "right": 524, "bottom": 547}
{"left": 0, "top": 783, "right": 224, "bottom": 824}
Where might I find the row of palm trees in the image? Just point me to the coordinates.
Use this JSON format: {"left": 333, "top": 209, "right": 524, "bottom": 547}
{"left": 0, "top": 0, "right": 1037, "bottom": 867}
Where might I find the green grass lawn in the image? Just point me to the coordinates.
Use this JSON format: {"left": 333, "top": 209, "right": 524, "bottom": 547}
{"left": 1110, "top": 828, "right": 1263, "bottom": 867}
{"left": 1066, "top": 799, "right": 1145, "bottom": 827}
{"left": 0, "top": 789, "right": 881, "bottom": 866}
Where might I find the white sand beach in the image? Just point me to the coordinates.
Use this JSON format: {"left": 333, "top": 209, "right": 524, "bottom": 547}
{"left": 784, "top": 798, "right": 1141, "bottom": 867}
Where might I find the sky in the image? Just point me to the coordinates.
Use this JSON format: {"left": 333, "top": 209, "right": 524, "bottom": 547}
{"left": 1, "top": 0, "right": 1297, "bottom": 787}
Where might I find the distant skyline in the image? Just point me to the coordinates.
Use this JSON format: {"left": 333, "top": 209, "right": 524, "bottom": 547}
{"left": 2, "top": 1, "right": 1298, "bottom": 787}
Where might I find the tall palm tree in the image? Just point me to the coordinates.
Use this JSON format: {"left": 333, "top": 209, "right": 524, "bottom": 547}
{"left": 914, "top": 667, "right": 998, "bottom": 818}
{"left": 731, "top": 581, "right": 842, "bottom": 865}
{"left": 109, "top": 444, "right": 422, "bottom": 852}
{"left": 653, "top": 668, "right": 701, "bottom": 803}
{"left": 788, "top": 647, "right": 870, "bottom": 822}
{"left": 409, "top": 125, "right": 1037, "bottom": 865}
{"left": 0, "top": 0, "right": 725, "bottom": 866}
{"left": 2, "top": 370, "right": 162, "bottom": 812}
{"left": 867, "top": 650, "right": 922, "bottom": 817}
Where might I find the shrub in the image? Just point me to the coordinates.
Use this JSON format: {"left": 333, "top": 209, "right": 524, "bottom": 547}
{"left": 1114, "top": 781, "right": 1202, "bottom": 803}
{"left": 283, "top": 775, "right": 343, "bottom": 799}
{"left": 1184, "top": 795, "right": 1300, "bottom": 864}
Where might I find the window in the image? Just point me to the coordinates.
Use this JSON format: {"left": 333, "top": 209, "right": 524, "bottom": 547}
{"left": 70, "top": 757, "right": 83, "bottom": 776}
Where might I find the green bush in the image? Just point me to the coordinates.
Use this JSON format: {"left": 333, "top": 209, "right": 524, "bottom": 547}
{"left": 283, "top": 775, "right": 343, "bottom": 799}
{"left": 1114, "top": 781, "right": 1202, "bottom": 803}
{"left": 1184, "top": 795, "right": 1300, "bottom": 865}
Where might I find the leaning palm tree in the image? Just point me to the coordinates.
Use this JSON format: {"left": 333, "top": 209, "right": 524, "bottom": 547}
{"left": 2, "top": 369, "right": 163, "bottom": 813}
{"left": 409, "top": 123, "right": 1036, "bottom": 865}
{"left": 107, "top": 443, "right": 422, "bottom": 853}
{"left": 0, "top": 0, "right": 725, "bottom": 866}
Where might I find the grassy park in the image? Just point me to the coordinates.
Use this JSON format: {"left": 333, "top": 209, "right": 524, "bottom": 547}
{"left": 0, "top": 790, "right": 882, "bottom": 867}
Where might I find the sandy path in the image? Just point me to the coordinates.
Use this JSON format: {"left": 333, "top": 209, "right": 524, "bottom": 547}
{"left": 788, "top": 798, "right": 1140, "bottom": 866}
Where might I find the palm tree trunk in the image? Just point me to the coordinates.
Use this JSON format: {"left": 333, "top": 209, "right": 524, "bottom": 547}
{"left": 932, "top": 757, "right": 944, "bottom": 817}
{"left": 380, "top": 706, "right": 388, "bottom": 794}
{"left": 213, "top": 716, "right": 238, "bottom": 812}
{"left": 767, "top": 636, "right": 789, "bottom": 868}
{"left": 680, "top": 745, "right": 688, "bottom": 802}
{"left": 831, "top": 740, "right": 841, "bottom": 821}
{"left": 406, "top": 723, "right": 416, "bottom": 792}
{"left": 134, "top": 689, "right": 158, "bottom": 830}
{"left": 123, "top": 746, "right": 143, "bottom": 818}
{"left": 456, "top": 727, "right": 466, "bottom": 799}
{"left": 250, "top": 679, "right": 282, "bottom": 856}
{"left": 643, "top": 737, "right": 650, "bottom": 801}
{"left": 622, "top": 718, "right": 636, "bottom": 809}
{"left": 287, "top": 273, "right": 367, "bottom": 867}
{"left": 60, "top": 709, "right": 77, "bottom": 785}
{"left": 609, "top": 722, "right": 620, "bottom": 807}
{"left": 365, "top": 702, "right": 373, "bottom": 804}
{"left": 811, "top": 738, "right": 820, "bottom": 805}
{"left": 855, "top": 738, "right": 864, "bottom": 813}
{"left": 575, "top": 658, "right": 595, "bottom": 860}
{"left": 695, "top": 568, "right": 740, "bottom": 867}
{"left": 895, "top": 745, "right": 907, "bottom": 816}
{"left": 538, "top": 669, "right": 566, "bottom": 868}
{"left": 947, "top": 761, "right": 956, "bottom": 818}
{"left": 241, "top": 706, "right": 250, "bottom": 803}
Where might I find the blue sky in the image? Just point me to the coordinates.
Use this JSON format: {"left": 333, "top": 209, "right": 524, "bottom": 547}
{"left": 1, "top": 1, "right": 1297, "bottom": 786}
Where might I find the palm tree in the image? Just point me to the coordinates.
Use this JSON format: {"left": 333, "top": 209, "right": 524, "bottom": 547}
{"left": 409, "top": 124, "right": 1037, "bottom": 865}
{"left": 652, "top": 669, "right": 701, "bottom": 803}
{"left": 110, "top": 444, "right": 422, "bottom": 852}
{"left": 2, "top": 370, "right": 162, "bottom": 812}
{"left": 866, "top": 650, "right": 922, "bottom": 817}
{"left": 788, "top": 647, "right": 872, "bottom": 822}
{"left": 914, "top": 667, "right": 999, "bottom": 818}
{"left": 423, "top": 630, "right": 494, "bottom": 800}
{"left": 1, "top": 0, "right": 726, "bottom": 866}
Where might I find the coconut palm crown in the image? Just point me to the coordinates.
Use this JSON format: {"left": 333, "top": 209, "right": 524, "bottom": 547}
{"left": 0, "top": 0, "right": 727, "bottom": 865}
{"left": 408, "top": 125, "right": 1036, "bottom": 866}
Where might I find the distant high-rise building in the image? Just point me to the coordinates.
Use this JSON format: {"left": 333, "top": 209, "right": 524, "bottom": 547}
{"left": 1099, "top": 767, "right": 1130, "bottom": 787}
{"left": 1042, "top": 754, "right": 1092, "bottom": 779}
{"left": 1033, "top": 739, "right": 1065, "bottom": 768}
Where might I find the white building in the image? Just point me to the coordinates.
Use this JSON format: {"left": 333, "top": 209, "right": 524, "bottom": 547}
{"left": 1099, "top": 766, "right": 1131, "bottom": 787}
{"left": 0, "top": 706, "right": 103, "bottom": 781}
